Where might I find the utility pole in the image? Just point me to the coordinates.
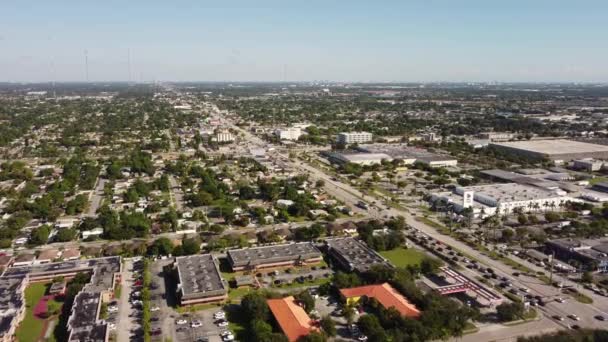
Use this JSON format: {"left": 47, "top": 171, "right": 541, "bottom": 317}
{"left": 84, "top": 49, "right": 89, "bottom": 82}
{"left": 549, "top": 250, "right": 555, "bottom": 285}
{"left": 127, "top": 48, "right": 132, "bottom": 84}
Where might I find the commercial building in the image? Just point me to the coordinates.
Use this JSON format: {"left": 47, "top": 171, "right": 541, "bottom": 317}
{"left": 175, "top": 254, "right": 227, "bottom": 305}
{"left": 227, "top": 242, "right": 323, "bottom": 271}
{"left": 325, "top": 151, "right": 392, "bottom": 166}
{"left": 325, "top": 237, "right": 393, "bottom": 273}
{"left": 545, "top": 238, "right": 608, "bottom": 273}
{"left": 267, "top": 296, "right": 318, "bottom": 342}
{"left": 355, "top": 144, "right": 457, "bottom": 167}
{"left": 573, "top": 158, "right": 606, "bottom": 172}
{"left": 478, "top": 132, "right": 515, "bottom": 141}
{"left": 275, "top": 127, "right": 303, "bottom": 141}
{"left": 336, "top": 132, "right": 373, "bottom": 145}
{"left": 490, "top": 139, "right": 608, "bottom": 163}
{"left": 339, "top": 283, "right": 421, "bottom": 318}
{"left": 430, "top": 183, "right": 575, "bottom": 218}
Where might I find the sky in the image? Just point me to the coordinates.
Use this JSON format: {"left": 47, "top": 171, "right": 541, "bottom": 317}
{"left": 1, "top": 0, "right": 607, "bottom": 83}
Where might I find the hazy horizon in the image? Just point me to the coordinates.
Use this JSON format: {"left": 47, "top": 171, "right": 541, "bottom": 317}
{"left": 2, "top": 1, "right": 607, "bottom": 83}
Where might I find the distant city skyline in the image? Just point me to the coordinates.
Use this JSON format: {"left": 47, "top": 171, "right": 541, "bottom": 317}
{"left": 1, "top": 1, "right": 607, "bottom": 83}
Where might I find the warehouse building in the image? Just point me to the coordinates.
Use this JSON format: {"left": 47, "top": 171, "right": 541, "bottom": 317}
{"left": 325, "top": 237, "right": 392, "bottom": 272}
{"left": 490, "top": 139, "right": 608, "bottom": 163}
{"left": 227, "top": 242, "right": 323, "bottom": 271}
{"left": 326, "top": 151, "right": 392, "bottom": 166}
{"left": 175, "top": 254, "right": 228, "bottom": 305}
{"left": 356, "top": 144, "right": 457, "bottom": 167}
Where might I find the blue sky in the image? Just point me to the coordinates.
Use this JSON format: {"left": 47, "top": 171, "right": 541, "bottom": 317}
{"left": 1, "top": 1, "right": 607, "bottom": 82}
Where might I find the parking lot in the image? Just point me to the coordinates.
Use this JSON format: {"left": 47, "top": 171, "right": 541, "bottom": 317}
{"left": 257, "top": 265, "right": 333, "bottom": 288}
{"left": 145, "top": 259, "right": 235, "bottom": 342}
{"left": 115, "top": 258, "right": 143, "bottom": 342}
{"left": 174, "top": 309, "right": 231, "bottom": 342}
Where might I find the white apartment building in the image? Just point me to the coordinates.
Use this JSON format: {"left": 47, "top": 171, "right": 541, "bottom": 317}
{"left": 214, "top": 129, "right": 235, "bottom": 143}
{"left": 336, "top": 132, "right": 373, "bottom": 144}
{"left": 275, "top": 127, "right": 302, "bottom": 141}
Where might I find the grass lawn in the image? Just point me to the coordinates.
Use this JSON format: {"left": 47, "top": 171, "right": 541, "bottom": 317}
{"left": 379, "top": 247, "right": 427, "bottom": 268}
{"left": 572, "top": 292, "right": 594, "bottom": 304}
{"left": 589, "top": 176, "right": 608, "bottom": 185}
{"left": 272, "top": 276, "right": 332, "bottom": 290}
{"left": 228, "top": 287, "right": 252, "bottom": 301}
{"left": 16, "top": 283, "right": 49, "bottom": 342}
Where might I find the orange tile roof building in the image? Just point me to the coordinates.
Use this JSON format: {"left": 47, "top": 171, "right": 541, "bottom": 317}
{"left": 267, "top": 296, "right": 318, "bottom": 342}
{"left": 339, "top": 282, "right": 421, "bottom": 318}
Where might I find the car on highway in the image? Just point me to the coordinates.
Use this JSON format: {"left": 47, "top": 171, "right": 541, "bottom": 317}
{"left": 552, "top": 315, "right": 564, "bottom": 321}
{"left": 567, "top": 314, "right": 580, "bottom": 321}
{"left": 555, "top": 297, "right": 565, "bottom": 303}
{"left": 595, "top": 315, "right": 606, "bottom": 321}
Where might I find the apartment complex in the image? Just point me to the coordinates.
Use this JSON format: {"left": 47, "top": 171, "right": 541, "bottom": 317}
{"left": 336, "top": 132, "right": 373, "bottom": 144}
{"left": 0, "top": 257, "right": 121, "bottom": 342}
{"left": 275, "top": 127, "right": 303, "bottom": 141}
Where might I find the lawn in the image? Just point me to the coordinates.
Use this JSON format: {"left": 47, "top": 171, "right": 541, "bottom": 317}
{"left": 379, "top": 247, "right": 427, "bottom": 268}
{"left": 272, "top": 276, "right": 332, "bottom": 290}
{"left": 228, "top": 287, "right": 252, "bottom": 301}
{"left": 16, "top": 283, "right": 49, "bottom": 342}
{"left": 589, "top": 176, "right": 608, "bottom": 185}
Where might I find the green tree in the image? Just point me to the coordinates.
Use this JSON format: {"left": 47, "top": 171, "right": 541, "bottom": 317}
{"left": 55, "top": 228, "right": 77, "bottom": 242}
{"left": 320, "top": 316, "right": 336, "bottom": 337}
{"left": 241, "top": 292, "right": 270, "bottom": 322}
{"left": 148, "top": 237, "right": 174, "bottom": 256}
{"left": 295, "top": 290, "right": 315, "bottom": 313}
{"left": 30, "top": 224, "right": 51, "bottom": 245}
{"left": 496, "top": 302, "right": 525, "bottom": 322}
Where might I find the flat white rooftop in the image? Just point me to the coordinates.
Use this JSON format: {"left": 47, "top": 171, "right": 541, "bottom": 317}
{"left": 458, "top": 183, "right": 562, "bottom": 202}
{"left": 491, "top": 139, "right": 608, "bottom": 155}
